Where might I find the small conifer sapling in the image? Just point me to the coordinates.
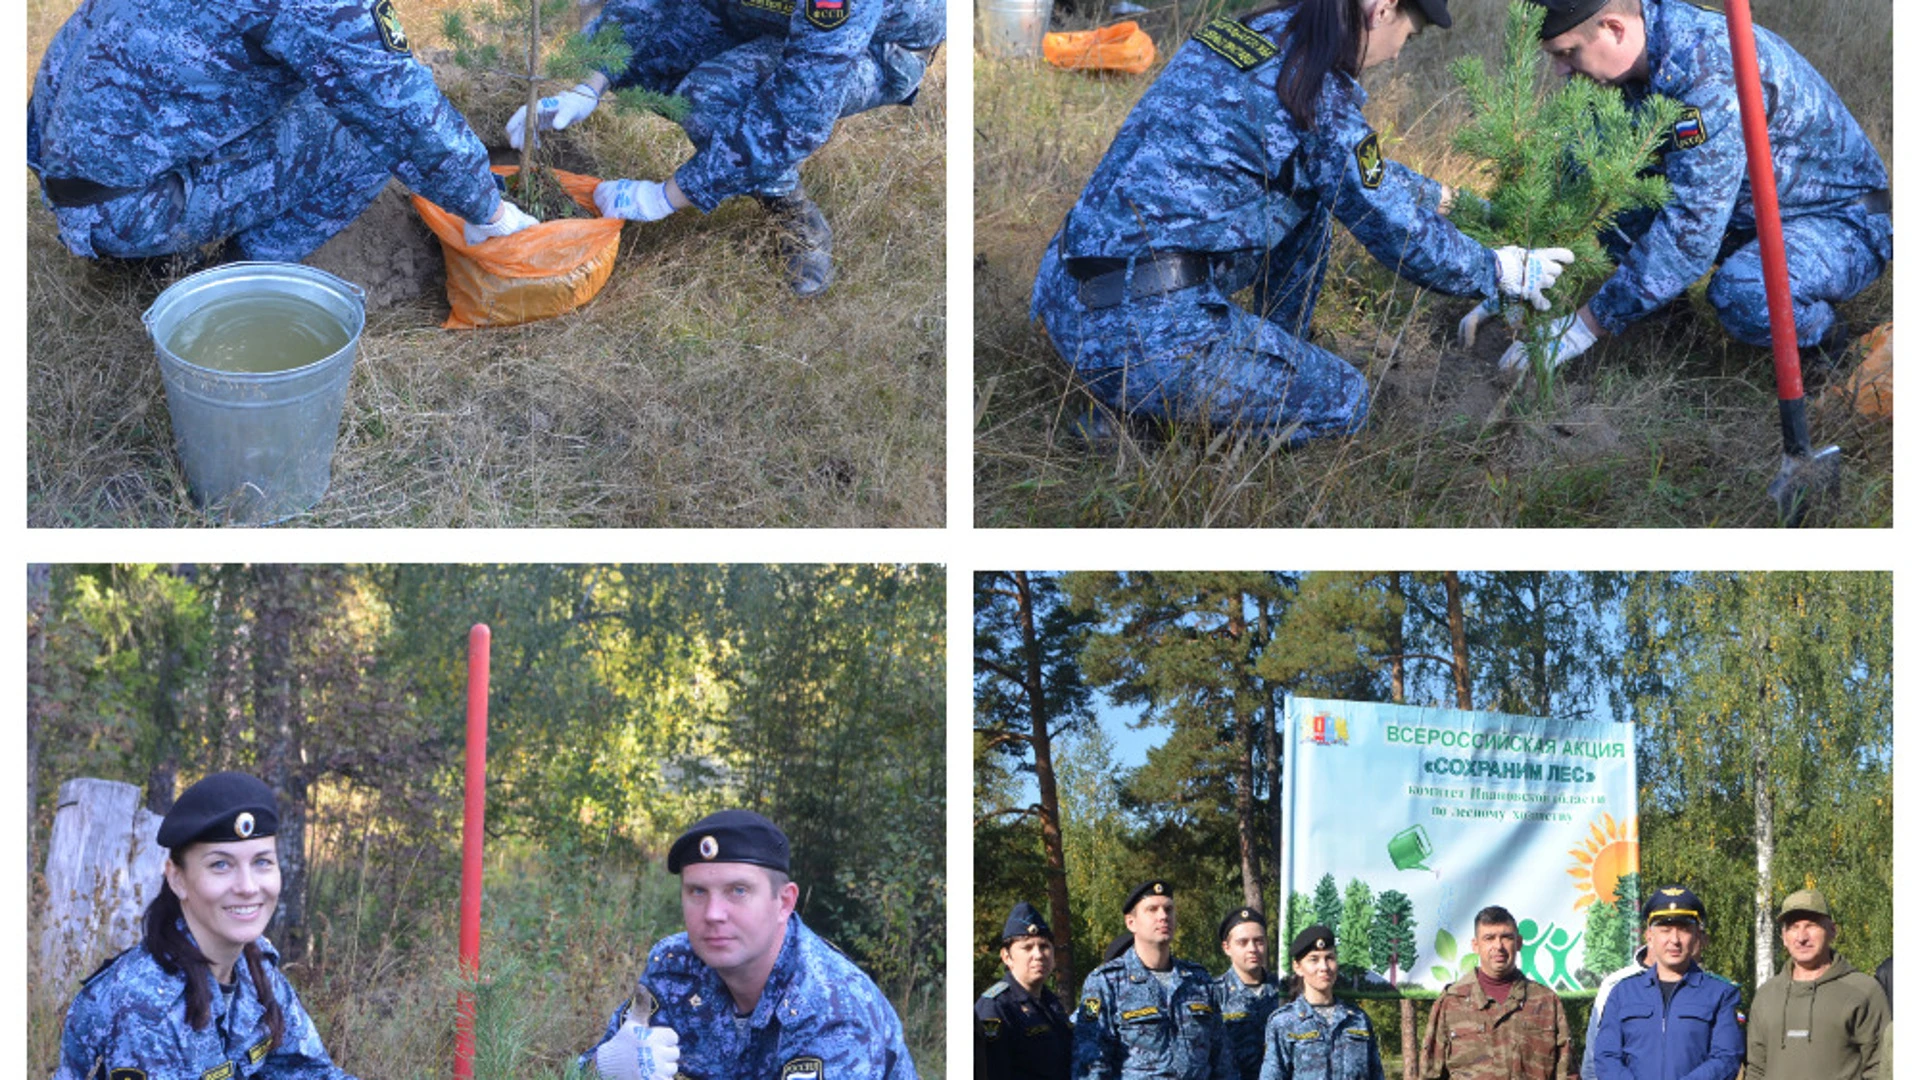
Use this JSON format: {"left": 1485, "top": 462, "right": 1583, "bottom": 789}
{"left": 1448, "top": 0, "right": 1681, "bottom": 396}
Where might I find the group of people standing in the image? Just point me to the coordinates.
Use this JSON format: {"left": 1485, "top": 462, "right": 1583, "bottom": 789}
{"left": 977, "top": 880, "right": 1890, "bottom": 1080}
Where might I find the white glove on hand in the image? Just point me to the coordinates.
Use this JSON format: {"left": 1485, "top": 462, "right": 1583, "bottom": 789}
{"left": 594, "top": 179, "right": 678, "bottom": 222}
{"left": 506, "top": 82, "right": 602, "bottom": 150}
{"left": 1457, "top": 297, "right": 1502, "bottom": 349}
{"left": 1498, "top": 311, "right": 1598, "bottom": 375}
{"left": 1493, "top": 246, "right": 1577, "bottom": 311}
{"left": 593, "top": 1021, "right": 681, "bottom": 1080}
{"left": 462, "top": 199, "right": 539, "bottom": 246}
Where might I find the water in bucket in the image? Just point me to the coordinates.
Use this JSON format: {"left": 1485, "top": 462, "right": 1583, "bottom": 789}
{"left": 144, "top": 261, "right": 366, "bottom": 525}
{"left": 165, "top": 293, "right": 352, "bottom": 374}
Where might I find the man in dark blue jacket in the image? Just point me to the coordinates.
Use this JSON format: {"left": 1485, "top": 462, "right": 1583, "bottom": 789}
{"left": 1590, "top": 885, "right": 1742, "bottom": 1080}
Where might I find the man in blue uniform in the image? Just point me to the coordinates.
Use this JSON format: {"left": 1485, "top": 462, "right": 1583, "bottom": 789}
{"left": 977, "top": 901, "right": 1073, "bottom": 1080}
{"left": 1215, "top": 908, "right": 1281, "bottom": 1080}
{"left": 514, "top": 0, "right": 945, "bottom": 297}
{"left": 1030, "top": 0, "right": 1576, "bottom": 446}
{"left": 1505, "top": 0, "right": 1892, "bottom": 376}
{"left": 580, "top": 809, "right": 915, "bottom": 1080}
{"left": 1258, "top": 925, "right": 1385, "bottom": 1080}
{"left": 28, "top": 0, "right": 534, "bottom": 264}
{"left": 1590, "top": 885, "right": 1742, "bottom": 1080}
{"left": 1072, "top": 880, "right": 1234, "bottom": 1080}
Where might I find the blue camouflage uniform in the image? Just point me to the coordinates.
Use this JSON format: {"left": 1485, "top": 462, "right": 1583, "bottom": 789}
{"left": 1214, "top": 971, "right": 1282, "bottom": 1080}
{"left": 581, "top": 914, "right": 915, "bottom": 1080}
{"left": 55, "top": 935, "right": 354, "bottom": 1080}
{"left": 585, "top": 0, "right": 944, "bottom": 212}
{"left": 976, "top": 973, "right": 1073, "bottom": 1080}
{"left": 1590, "top": 963, "right": 1742, "bottom": 1080}
{"left": 1031, "top": 7, "right": 1503, "bottom": 445}
{"left": 1256, "top": 996, "right": 1385, "bottom": 1080}
{"left": 1072, "top": 948, "right": 1234, "bottom": 1080}
{"left": 27, "top": 0, "right": 500, "bottom": 261}
{"left": 1588, "top": 0, "right": 1891, "bottom": 348}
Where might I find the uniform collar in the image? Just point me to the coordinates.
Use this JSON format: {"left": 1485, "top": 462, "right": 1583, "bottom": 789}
{"left": 1637, "top": 961, "right": 1703, "bottom": 987}
{"left": 1463, "top": 970, "right": 1530, "bottom": 1010}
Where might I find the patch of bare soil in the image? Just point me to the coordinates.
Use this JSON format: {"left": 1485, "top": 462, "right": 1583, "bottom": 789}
{"left": 303, "top": 179, "right": 443, "bottom": 312}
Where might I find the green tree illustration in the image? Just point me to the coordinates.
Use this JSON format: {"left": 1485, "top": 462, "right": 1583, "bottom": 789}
{"left": 1369, "top": 889, "right": 1419, "bottom": 987}
{"left": 1313, "top": 873, "right": 1343, "bottom": 934}
{"left": 1339, "top": 879, "right": 1374, "bottom": 982}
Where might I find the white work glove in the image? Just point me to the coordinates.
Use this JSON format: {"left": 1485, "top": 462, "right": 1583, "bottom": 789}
{"left": 1499, "top": 311, "right": 1598, "bottom": 375}
{"left": 593, "top": 1020, "right": 681, "bottom": 1080}
{"left": 1457, "top": 297, "right": 1502, "bottom": 349}
{"left": 594, "top": 179, "right": 679, "bottom": 222}
{"left": 462, "top": 199, "right": 539, "bottom": 246}
{"left": 506, "top": 82, "right": 602, "bottom": 150}
{"left": 1493, "top": 246, "right": 1577, "bottom": 311}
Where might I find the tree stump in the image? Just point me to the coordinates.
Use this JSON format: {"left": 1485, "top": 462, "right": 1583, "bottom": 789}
{"left": 40, "top": 778, "right": 166, "bottom": 992}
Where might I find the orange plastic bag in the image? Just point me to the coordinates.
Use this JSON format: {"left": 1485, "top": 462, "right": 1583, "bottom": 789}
{"left": 1824, "top": 321, "right": 1891, "bottom": 419}
{"left": 1044, "top": 21, "right": 1156, "bottom": 75}
{"left": 412, "top": 166, "right": 624, "bottom": 329}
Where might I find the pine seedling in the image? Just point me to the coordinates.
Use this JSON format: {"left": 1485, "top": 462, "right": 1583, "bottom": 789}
{"left": 1448, "top": 0, "right": 1682, "bottom": 402}
{"left": 441, "top": 0, "right": 690, "bottom": 217}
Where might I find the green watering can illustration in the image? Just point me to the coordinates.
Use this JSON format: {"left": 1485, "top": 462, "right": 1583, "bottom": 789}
{"left": 1389, "top": 825, "right": 1437, "bottom": 874}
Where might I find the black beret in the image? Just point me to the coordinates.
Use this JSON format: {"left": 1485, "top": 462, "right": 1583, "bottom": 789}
{"left": 1411, "top": 0, "right": 1452, "bottom": 30}
{"left": 1290, "top": 924, "right": 1336, "bottom": 962}
{"left": 157, "top": 772, "right": 279, "bottom": 849}
{"left": 1218, "top": 906, "right": 1266, "bottom": 942}
{"left": 1123, "top": 880, "right": 1171, "bottom": 914}
{"left": 1643, "top": 885, "right": 1706, "bottom": 926}
{"left": 1103, "top": 932, "right": 1135, "bottom": 962}
{"left": 1525, "top": 0, "right": 1609, "bottom": 39}
{"left": 1002, "top": 901, "right": 1052, "bottom": 943}
{"left": 666, "top": 809, "right": 791, "bottom": 874}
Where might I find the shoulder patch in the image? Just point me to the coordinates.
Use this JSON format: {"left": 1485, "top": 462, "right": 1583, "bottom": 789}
{"left": 1670, "top": 105, "right": 1707, "bottom": 150}
{"left": 1193, "top": 17, "right": 1277, "bottom": 71}
{"left": 983, "top": 981, "right": 1007, "bottom": 998}
{"left": 981, "top": 1017, "right": 1002, "bottom": 1040}
{"left": 372, "top": 0, "right": 410, "bottom": 54}
{"left": 1354, "top": 133, "right": 1385, "bottom": 189}
{"left": 781, "top": 1056, "right": 825, "bottom": 1080}
{"left": 804, "top": 0, "right": 849, "bottom": 30}
{"left": 1082, "top": 996, "right": 1101, "bottom": 1016}
{"left": 109, "top": 1071, "right": 147, "bottom": 1080}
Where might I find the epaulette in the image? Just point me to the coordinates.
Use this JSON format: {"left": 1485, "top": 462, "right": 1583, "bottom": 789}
{"left": 1191, "top": 16, "right": 1277, "bottom": 72}
{"left": 81, "top": 946, "right": 137, "bottom": 989}
{"left": 982, "top": 980, "right": 1008, "bottom": 999}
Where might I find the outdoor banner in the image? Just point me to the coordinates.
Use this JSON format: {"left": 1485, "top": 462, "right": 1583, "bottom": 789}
{"left": 1280, "top": 697, "right": 1638, "bottom": 998}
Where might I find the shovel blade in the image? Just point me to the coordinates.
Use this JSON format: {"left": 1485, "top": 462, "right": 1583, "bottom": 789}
{"left": 1767, "top": 444, "right": 1842, "bottom": 527}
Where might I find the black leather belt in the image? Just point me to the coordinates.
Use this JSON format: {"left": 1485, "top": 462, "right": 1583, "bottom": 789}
{"left": 39, "top": 173, "right": 146, "bottom": 209}
{"left": 1070, "top": 251, "right": 1213, "bottom": 310}
{"left": 1856, "top": 189, "right": 1891, "bottom": 216}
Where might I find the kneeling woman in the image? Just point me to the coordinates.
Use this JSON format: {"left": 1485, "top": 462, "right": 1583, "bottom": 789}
{"left": 1259, "top": 925, "right": 1383, "bottom": 1080}
{"left": 56, "top": 773, "right": 356, "bottom": 1080}
{"left": 1032, "top": 0, "right": 1574, "bottom": 445}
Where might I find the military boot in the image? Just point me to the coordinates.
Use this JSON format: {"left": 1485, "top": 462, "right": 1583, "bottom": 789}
{"left": 758, "top": 188, "right": 834, "bottom": 298}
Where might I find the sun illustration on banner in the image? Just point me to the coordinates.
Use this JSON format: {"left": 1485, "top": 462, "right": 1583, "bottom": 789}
{"left": 1567, "top": 812, "right": 1639, "bottom": 910}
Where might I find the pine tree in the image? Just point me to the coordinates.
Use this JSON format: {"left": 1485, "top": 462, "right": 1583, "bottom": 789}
{"left": 1449, "top": 0, "right": 1682, "bottom": 391}
{"left": 1313, "top": 872, "right": 1343, "bottom": 932}
{"left": 441, "top": 0, "right": 687, "bottom": 218}
{"left": 1369, "top": 889, "right": 1419, "bottom": 987}
{"left": 1339, "top": 879, "right": 1374, "bottom": 982}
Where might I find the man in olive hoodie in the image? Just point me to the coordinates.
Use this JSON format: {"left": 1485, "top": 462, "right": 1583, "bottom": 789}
{"left": 1746, "top": 889, "right": 1889, "bottom": 1080}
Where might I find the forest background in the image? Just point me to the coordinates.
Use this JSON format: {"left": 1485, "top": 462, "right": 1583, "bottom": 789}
{"left": 975, "top": 571, "right": 1892, "bottom": 1074}
{"left": 27, "top": 563, "right": 946, "bottom": 1079}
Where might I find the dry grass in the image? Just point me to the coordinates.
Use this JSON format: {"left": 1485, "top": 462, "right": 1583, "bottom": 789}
{"left": 973, "top": 0, "right": 1892, "bottom": 527}
{"left": 27, "top": 0, "right": 945, "bottom": 527}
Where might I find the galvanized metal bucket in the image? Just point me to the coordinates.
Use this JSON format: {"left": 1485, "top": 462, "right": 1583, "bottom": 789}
{"left": 143, "top": 262, "right": 366, "bottom": 525}
{"left": 977, "top": 0, "right": 1049, "bottom": 58}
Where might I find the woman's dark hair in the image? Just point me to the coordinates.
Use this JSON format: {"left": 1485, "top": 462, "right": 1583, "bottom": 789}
{"left": 142, "top": 853, "right": 286, "bottom": 1049}
{"left": 1242, "top": 0, "right": 1371, "bottom": 128}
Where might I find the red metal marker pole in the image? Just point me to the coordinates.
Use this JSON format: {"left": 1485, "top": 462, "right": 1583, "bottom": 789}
{"left": 1725, "top": 0, "right": 1840, "bottom": 523}
{"left": 455, "top": 625, "right": 490, "bottom": 1080}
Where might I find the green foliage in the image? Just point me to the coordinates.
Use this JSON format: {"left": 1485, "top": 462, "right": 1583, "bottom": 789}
{"left": 1337, "top": 879, "right": 1375, "bottom": 984}
{"left": 1429, "top": 924, "right": 1479, "bottom": 985}
{"left": 1287, "top": 891, "right": 1314, "bottom": 951}
{"left": 1312, "top": 873, "right": 1343, "bottom": 932}
{"left": 1449, "top": 1, "right": 1681, "bottom": 392}
{"left": 1369, "top": 889, "right": 1418, "bottom": 985}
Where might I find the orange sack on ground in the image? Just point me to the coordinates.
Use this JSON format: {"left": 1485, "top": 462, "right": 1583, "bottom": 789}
{"left": 1044, "top": 21, "right": 1156, "bottom": 75}
{"left": 1825, "top": 321, "right": 1892, "bottom": 419}
{"left": 413, "top": 165, "right": 623, "bottom": 330}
